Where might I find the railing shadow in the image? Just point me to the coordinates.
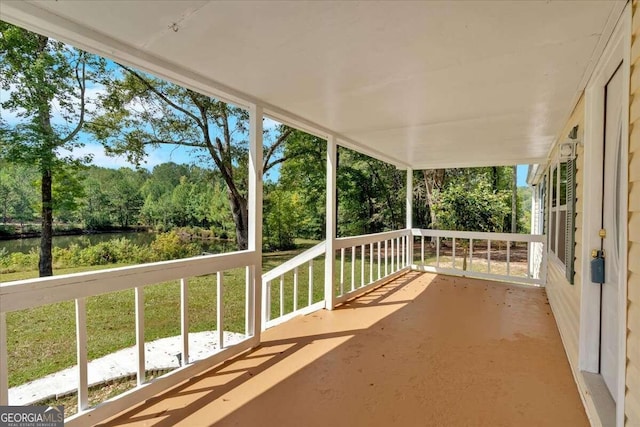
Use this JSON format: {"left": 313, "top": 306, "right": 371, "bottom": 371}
{"left": 99, "top": 272, "right": 583, "bottom": 427}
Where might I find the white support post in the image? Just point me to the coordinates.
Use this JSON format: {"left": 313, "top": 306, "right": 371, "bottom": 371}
{"left": 325, "top": 135, "right": 337, "bottom": 310}
{"left": 0, "top": 312, "right": 7, "bottom": 406}
{"left": 75, "top": 298, "right": 89, "bottom": 411}
{"left": 406, "top": 167, "right": 413, "bottom": 264}
{"left": 248, "top": 103, "right": 263, "bottom": 338}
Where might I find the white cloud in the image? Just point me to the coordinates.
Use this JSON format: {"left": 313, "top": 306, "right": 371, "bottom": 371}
{"left": 58, "top": 143, "right": 138, "bottom": 169}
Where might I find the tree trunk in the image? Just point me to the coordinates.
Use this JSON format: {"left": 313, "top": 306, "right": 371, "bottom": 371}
{"left": 422, "top": 169, "right": 445, "bottom": 228}
{"left": 228, "top": 190, "right": 249, "bottom": 250}
{"left": 39, "top": 167, "right": 53, "bottom": 277}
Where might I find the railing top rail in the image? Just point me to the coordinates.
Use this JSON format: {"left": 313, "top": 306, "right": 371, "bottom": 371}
{"left": 335, "top": 229, "right": 410, "bottom": 250}
{"left": 262, "top": 241, "right": 326, "bottom": 283}
{"left": 0, "top": 250, "right": 258, "bottom": 313}
{"left": 411, "top": 228, "right": 546, "bottom": 243}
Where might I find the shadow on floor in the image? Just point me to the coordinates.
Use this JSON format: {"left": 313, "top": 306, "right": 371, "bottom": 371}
{"left": 101, "top": 272, "right": 588, "bottom": 427}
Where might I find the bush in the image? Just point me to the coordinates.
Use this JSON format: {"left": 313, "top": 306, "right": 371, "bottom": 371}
{"left": 150, "top": 231, "right": 200, "bottom": 261}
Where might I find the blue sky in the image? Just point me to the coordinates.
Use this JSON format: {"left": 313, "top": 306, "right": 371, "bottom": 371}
{"left": 0, "top": 60, "right": 532, "bottom": 186}
{"left": 516, "top": 164, "right": 528, "bottom": 187}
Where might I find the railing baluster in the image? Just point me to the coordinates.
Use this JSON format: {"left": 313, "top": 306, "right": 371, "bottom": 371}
{"left": 217, "top": 272, "right": 224, "bottom": 350}
{"left": 377, "top": 241, "right": 381, "bottom": 280}
{"left": 397, "top": 238, "right": 401, "bottom": 269}
{"left": 469, "top": 239, "right": 474, "bottom": 271}
{"left": 75, "top": 298, "right": 88, "bottom": 411}
{"left": 488, "top": 240, "right": 492, "bottom": 273}
{"left": 369, "top": 243, "right": 374, "bottom": 283}
{"left": 0, "top": 312, "right": 7, "bottom": 406}
{"left": 385, "top": 240, "right": 388, "bottom": 276}
{"left": 421, "top": 236, "right": 425, "bottom": 265}
{"left": 452, "top": 237, "right": 456, "bottom": 269}
{"left": 340, "top": 248, "right": 345, "bottom": 296}
{"left": 507, "top": 241, "right": 511, "bottom": 276}
{"left": 293, "top": 267, "right": 299, "bottom": 311}
{"left": 181, "top": 278, "right": 189, "bottom": 364}
{"left": 436, "top": 237, "right": 440, "bottom": 267}
{"left": 245, "top": 267, "right": 252, "bottom": 337}
{"left": 264, "top": 280, "right": 271, "bottom": 324}
{"left": 527, "top": 241, "right": 532, "bottom": 278}
{"left": 279, "top": 274, "right": 284, "bottom": 317}
{"left": 351, "top": 246, "right": 356, "bottom": 291}
{"left": 135, "top": 286, "right": 145, "bottom": 385}
{"left": 308, "top": 261, "right": 313, "bottom": 306}
{"left": 361, "top": 244, "right": 365, "bottom": 287}
{"left": 406, "top": 235, "right": 410, "bottom": 267}
{"left": 391, "top": 238, "right": 395, "bottom": 272}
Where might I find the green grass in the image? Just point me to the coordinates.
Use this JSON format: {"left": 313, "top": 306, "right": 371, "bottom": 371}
{"left": 3, "top": 239, "right": 408, "bottom": 397}
{"left": 4, "top": 242, "right": 325, "bottom": 387}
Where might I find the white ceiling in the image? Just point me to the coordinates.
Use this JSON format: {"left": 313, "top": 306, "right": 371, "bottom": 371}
{"left": 0, "top": 1, "right": 625, "bottom": 168}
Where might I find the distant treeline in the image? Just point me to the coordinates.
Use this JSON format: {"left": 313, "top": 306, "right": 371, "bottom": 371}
{"left": 0, "top": 156, "right": 530, "bottom": 251}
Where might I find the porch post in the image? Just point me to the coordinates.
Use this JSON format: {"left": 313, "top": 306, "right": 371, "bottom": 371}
{"left": 325, "top": 135, "right": 337, "bottom": 310}
{"left": 406, "top": 167, "right": 413, "bottom": 265}
{"left": 248, "top": 103, "right": 263, "bottom": 338}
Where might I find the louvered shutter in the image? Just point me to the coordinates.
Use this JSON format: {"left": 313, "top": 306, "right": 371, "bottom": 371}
{"left": 565, "top": 159, "right": 577, "bottom": 284}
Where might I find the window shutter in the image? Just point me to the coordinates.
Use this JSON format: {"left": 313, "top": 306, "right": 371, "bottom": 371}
{"left": 565, "top": 158, "right": 577, "bottom": 284}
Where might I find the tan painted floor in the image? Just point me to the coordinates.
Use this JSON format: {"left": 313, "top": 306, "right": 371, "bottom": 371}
{"left": 101, "top": 272, "right": 588, "bottom": 427}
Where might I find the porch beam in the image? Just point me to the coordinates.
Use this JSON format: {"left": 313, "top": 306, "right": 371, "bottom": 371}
{"left": 248, "top": 103, "right": 263, "bottom": 337}
{"left": 325, "top": 135, "right": 337, "bottom": 310}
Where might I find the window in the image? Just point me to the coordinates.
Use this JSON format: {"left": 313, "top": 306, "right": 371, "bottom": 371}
{"left": 546, "top": 158, "right": 577, "bottom": 284}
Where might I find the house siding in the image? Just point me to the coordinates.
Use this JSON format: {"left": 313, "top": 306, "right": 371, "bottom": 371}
{"left": 545, "top": 97, "right": 585, "bottom": 374}
{"left": 628, "top": 2, "right": 640, "bottom": 425}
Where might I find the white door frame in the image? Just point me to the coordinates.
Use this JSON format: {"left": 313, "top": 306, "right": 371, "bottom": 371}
{"left": 579, "top": 4, "right": 630, "bottom": 425}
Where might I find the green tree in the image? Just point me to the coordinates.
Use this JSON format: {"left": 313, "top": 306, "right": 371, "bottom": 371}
{"left": 89, "top": 67, "right": 294, "bottom": 250}
{"left": 0, "top": 22, "right": 103, "bottom": 276}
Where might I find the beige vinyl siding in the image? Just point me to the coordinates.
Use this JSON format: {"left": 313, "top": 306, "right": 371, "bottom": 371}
{"left": 627, "top": 2, "right": 640, "bottom": 424}
{"left": 545, "top": 97, "right": 584, "bottom": 371}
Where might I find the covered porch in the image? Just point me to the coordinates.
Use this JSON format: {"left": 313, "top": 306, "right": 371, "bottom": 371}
{"left": 100, "top": 272, "right": 586, "bottom": 427}
{"left": 0, "top": 1, "right": 629, "bottom": 425}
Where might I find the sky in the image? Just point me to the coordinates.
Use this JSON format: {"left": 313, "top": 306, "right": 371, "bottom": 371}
{"left": 0, "top": 51, "right": 532, "bottom": 187}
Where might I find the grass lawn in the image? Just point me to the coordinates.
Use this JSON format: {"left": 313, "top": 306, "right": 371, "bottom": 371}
{"left": 4, "top": 240, "right": 394, "bottom": 386}
{"left": 3, "top": 238, "right": 407, "bottom": 419}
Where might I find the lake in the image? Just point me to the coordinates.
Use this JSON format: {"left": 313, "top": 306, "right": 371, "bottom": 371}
{"left": 0, "top": 232, "right": 232, "bottom": 255}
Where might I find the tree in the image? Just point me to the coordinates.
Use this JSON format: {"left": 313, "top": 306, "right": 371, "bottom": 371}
{"left": 89, "top": 66, "right": 294, "bottom": 250}
{"left": 0, "top": 23, "right": 103, "bottom": 276}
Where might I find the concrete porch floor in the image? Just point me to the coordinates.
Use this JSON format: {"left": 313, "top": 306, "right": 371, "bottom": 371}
{"left": 101, "top": 272, "right": 588, "bottom": 427}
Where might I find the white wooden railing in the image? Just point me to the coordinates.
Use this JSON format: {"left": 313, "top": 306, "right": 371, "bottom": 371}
{"left": 0, "top": 250, "right": 261, "bottom": 426}
{"left": 334, "top": 229, "right": 412, "bottom": 304}
{"left": 411, "top": 229, "right": 547, "bottom": 286}
{"left": 261, "top": 242, "right": 326, "bottom": 329}
{"left": 260, "top": 230, "right": 413, "bottom": 329}
{"left": 0, "top": 228, "right": 547, "bottom": 425}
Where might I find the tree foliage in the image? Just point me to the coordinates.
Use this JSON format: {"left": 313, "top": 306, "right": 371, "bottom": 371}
{"left": 0, "top": 22, "right": 104, "bottom": 276}
{"left": 88, "top": 65, "right": 295, "bottom": 250}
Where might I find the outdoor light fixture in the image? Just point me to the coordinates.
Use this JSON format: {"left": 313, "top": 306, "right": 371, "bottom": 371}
{"left": 559, "top": 125, "right": 579, "bottom": 161}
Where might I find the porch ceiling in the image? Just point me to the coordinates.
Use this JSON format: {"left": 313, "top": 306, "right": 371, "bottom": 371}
{"left": 0, "top": 1, "right": 625, "bottom": 168}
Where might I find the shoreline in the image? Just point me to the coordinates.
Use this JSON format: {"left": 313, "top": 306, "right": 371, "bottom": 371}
{"left": 0, "top": 226, "right": 151, "bottom": 241}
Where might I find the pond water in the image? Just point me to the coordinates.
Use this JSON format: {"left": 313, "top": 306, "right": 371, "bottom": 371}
{"left": 0, "top": 232, "right": 232, "bottom": 255}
